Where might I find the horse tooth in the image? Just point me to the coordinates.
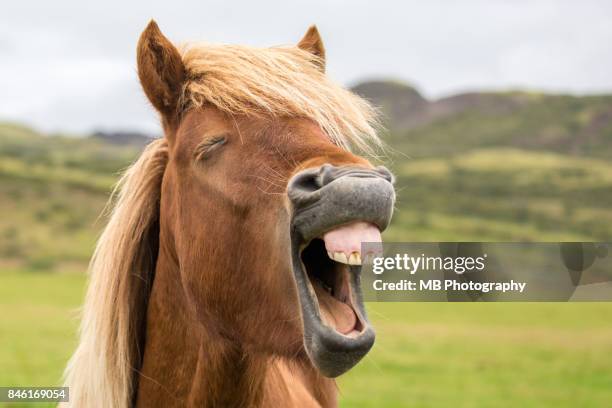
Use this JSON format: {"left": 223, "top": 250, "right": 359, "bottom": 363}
{"left": 327, "top": 251, "right": 333, "bottom": 260}
{"left": 333, "top": 252, "right": 348, "bottom": 264}
{"left": 348, "top": 252, "right": 362, "bottom": 265}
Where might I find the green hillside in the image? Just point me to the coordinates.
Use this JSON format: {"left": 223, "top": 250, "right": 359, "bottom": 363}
{"left": 2, "top": 86, "right": 612, "bottom": 271}
{"left": 355, "top": 81, "right": 612, "bottom": 159}
{"left": 389, "top": 148, "right": 612, "bottom": 242}
{"left": 356, "top": 81, "right": 612, "bottom": 241}
{"left": 0, "top": 123, "right": 140, "bottom": 271}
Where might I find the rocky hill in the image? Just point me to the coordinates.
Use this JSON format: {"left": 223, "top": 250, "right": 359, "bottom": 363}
{"left": 352, "top": 80, "right": 612, "bottom": 159}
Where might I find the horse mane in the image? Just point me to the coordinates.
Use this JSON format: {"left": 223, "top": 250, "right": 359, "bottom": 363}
{"left": 180, "top": 42, "right": 382, "bottom": 153}
{"left": 63, "top": 138, "right": 168, "bottom": 408}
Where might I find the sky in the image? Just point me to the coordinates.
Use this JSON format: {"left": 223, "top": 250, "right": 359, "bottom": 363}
{"left": 1, "top": 0, "right": 611, "bottom": 134}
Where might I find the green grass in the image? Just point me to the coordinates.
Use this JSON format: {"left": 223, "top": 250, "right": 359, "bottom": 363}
{"left": 0, "top": 271, "right": 84, "bottom": 387}
{"left": 0, "top": 271, "right": 84, "bottom": 408}
{"left": 1, "top": 271, "right": 611, "bottom": 407}
{"left": 339, "top": 303, "right": 612, "bottom": 407}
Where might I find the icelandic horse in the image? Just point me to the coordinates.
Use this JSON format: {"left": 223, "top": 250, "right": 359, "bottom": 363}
{"left": 64, "top": 20, "right": 395, "bottom": 407}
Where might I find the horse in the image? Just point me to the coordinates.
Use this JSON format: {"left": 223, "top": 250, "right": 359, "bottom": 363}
{"left": 63, "top": 20, "right": 395, "bottom": 407}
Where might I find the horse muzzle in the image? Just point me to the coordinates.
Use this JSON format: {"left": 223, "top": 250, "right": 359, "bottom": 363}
{"left": 287, "top": 164, "right": 395, "bottom": 377}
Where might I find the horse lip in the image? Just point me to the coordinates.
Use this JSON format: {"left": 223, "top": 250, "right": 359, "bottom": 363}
{"left": 289, "top": 171, "right": 395, "bottom": 245}
{"left": 290, "top": 233, "right": 375, "bottom": 378}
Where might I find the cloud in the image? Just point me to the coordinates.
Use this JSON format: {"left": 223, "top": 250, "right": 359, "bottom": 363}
{"left": 1, "top": 0, "right": 611, "bottom": 133}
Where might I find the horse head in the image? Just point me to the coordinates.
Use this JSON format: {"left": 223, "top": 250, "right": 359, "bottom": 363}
{"left": 137, "top": 20, "right": 395, "bottom": 379}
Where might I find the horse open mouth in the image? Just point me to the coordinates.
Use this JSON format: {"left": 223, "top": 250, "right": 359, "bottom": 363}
{"left": 291, "top": 221, "right": 381, "bottom": 377}
{"left": 287, "top": 164, "right": 395, "bottom": 377}
{"left": 301, "top": 221, "right": 382, "bottom": 337}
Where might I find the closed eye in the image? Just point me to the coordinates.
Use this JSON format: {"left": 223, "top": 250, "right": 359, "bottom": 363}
{"left": 194, "top": 135, "right": 227, "bottom": 161}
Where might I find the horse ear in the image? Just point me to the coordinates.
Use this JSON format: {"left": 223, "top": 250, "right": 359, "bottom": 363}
{"left": 137, "top": 20, "right": 186, "bottom": 120}
{"left": 297, "top": 25, "right": 326, "bottom": 71}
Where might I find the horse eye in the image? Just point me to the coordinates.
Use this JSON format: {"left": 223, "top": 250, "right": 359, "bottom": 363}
{"left": 195, "top": 136, "right": 227, "bottom": 161}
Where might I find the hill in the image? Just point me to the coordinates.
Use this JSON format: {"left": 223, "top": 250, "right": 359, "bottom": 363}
{"left": 1, "top": 83, "right": 612, "bottom": 271}
{"left": 0, "top": 123, "right": 141, "bottom": 271}
{"left": 92, "top": 130, "right": 156, "bottom": 147}
{"left": 352, "top": 80, "right": 612, "bottom": 159}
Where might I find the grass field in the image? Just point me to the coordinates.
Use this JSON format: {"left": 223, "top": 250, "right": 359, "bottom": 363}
{"left": 0, "top": 271, "right": 84, "bottom": 408}
{"left": 1, "top": 270, "right": 611, "bottom": 407}
{"left": 341, "top": 303, "right": 612, "bottom": 407}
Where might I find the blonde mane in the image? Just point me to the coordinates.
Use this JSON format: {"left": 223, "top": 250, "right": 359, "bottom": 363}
{"left": 64, "top": 41, "right": 382, "bottom": 408}
{"left": 64, "top": 139, "right": 168, "bottom": 408}
{"left": 180, "top": 43, "right": 381, "bottom": 153}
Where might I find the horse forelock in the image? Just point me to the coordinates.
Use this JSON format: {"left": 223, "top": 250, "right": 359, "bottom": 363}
{"left": 179, "top": 42, "right": 383, "bottom": 155}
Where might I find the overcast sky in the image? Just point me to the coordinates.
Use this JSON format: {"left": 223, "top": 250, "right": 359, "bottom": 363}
{"left": 1, "top": 0, "right": 611, "bottom": 134}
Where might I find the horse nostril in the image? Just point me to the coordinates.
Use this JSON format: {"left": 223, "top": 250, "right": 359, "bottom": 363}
{"left": 287, "top": 165, "right": 335, "bottom": 207}
{"left": 292, "top": 171, "right": 323, "bottom": 193}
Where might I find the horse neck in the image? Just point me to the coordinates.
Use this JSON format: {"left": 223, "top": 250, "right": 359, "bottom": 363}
{"left": 136, "top": 227, "right": 338, "bottom": 407}
{"left": 136, "top": 243, "right": 269, "bottom": 407}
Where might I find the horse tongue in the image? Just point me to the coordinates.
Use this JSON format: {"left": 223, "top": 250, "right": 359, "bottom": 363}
{"left": 322, "top": 221, "right": 382, "bottom": 259}
{"left": 313, "top": 283, "right": 357, "bottom": 334}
